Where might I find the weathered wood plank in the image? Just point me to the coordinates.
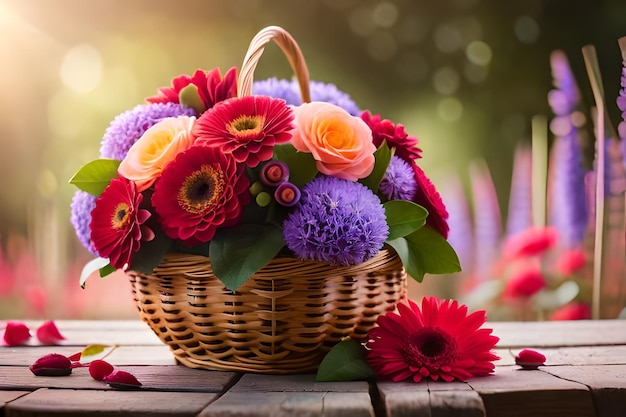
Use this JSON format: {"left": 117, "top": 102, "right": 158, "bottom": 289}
{"left": 545, "top": 365, "right": 626, "bottom": 417}
{"left": 429, "top": 390, "right": 485, "bottom": 417}
{"left": 5, "top": 388, "right": 217, "bottom": 417}
{"left": 0, "top": 391, "right": 30, "bottom": 410}
{"left": 468, "top": 366, "right": 597, "bottom": 417}
{"left": 376, "top": 381, "right": 431, "bottom": 417}
{"left": 230, "top": 373, "right": 370, "bottom": 393}
{"left": 490, "top": 320, "right": 626, "bottom": 348}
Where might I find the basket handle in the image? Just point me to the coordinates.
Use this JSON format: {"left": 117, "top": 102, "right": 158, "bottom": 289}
{"left": 238, "top": 26, "right": 311, "bottom": 103}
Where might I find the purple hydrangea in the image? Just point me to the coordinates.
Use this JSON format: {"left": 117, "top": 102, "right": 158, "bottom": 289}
{"left": 99, "top": 103, "right": 195, "bottom": 160}
{"left": 379, "top": 155, "right": 418, "bottom": 201}
{"left": 70, "top": 190, "right": 98, "bottom": 255}
{"left": 252, "top": 78, "right": 361, "bottom": 115}
{"left": 283, "top": 176, "right": 388, "bottom": 266}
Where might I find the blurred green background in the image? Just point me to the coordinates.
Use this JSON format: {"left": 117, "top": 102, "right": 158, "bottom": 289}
{"left": 1, "top": 0, "right": 625, "bottom": 318}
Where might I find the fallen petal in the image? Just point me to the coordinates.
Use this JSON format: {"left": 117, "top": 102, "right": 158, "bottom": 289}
{"left": 29, "top": 353, "right": 72, "bottom": 376}
{"left": 89, "top": 359, "right": 115, "bottom": 381}
{"left": 104, "top": 370, "right": 142, "bottom": 388}
{"left": 515, "top": 348, "right": 546, "bottom": 369}
{"left": 36, "top": 321, "right": 65, "bottom": 344}
{"left": 3, "top": 322, "right": 31, "bottom": 346}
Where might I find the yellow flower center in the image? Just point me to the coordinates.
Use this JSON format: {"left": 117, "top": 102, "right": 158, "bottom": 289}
{"left": 111, "top": 203, "right": 131, "bottom": 230}
{"left": 178, "top": 164, "right": 225, "bottom": 214}
{"left": 227, "top": 115, "right": 265, "bottom": 137}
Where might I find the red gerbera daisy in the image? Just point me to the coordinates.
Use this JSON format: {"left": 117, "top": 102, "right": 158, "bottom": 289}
{"left": 146, "top": 67, "right": 238, "bottom": 113}
{"left": 90, "top": 178, "right": 152, "bottom": 270}
{"left": 361, "top": 110, "right": 422, "bottom": 161}
{"left": 367, "top": 297, "right": 499, "bottom": 383}
{"left": 151, "top": 145, "right": 251, "bottom": 245}
{"left": 411, "top": 162, "right": 450, "bottom": 238}
{"left": 192, "top": 95, "right": 294, "bottom": 168}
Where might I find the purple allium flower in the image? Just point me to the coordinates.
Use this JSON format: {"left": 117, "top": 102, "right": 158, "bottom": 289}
{"left": 275, "top": 182, "right": 300, "bottom": 207}
{"left": 379, "top": 155, "right": 418, "bottom": 201}
{"left": 283, "top": 176, "right": 388, "bottom": 266}
{"left": 70, "top": 190, "right": 98, "bottom": 255}
{"left": 99, "top": 103, "right": 195, "bottom": 160}
{"left": 252, "top": 78, "right": 361, "bottom": 115}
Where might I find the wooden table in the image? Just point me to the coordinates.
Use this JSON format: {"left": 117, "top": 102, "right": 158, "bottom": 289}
{"left": 1, "top": 319, "right": 625, "bottom": 416}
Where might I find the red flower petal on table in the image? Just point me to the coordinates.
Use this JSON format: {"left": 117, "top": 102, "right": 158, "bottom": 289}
{"left": 549, "top": 302, "right": 591, "bottom": 321}
{"left": 361, "top": 110, "right": 422, "bottom": 161}
{"left": 36, "top": 320, "right": 65, "bottom": 344}
{"left": 193, "top": 95, "right": 294, "bottom": 168}
{"left": 89, "top": 177, "right": 152, "bottom": 270}
{"left": 29, "top": 353, "right": 72, "bottom": 376}
{"left": 367, "top": 297, "right": 499, "bottom": 383}
{"left": 151, "top": 146, "right": 251, "bottom": 245}
{"left": 145, "top": 67, "right": 237, "bottom": 113}
{"left": 3, "top": 321, "right": 31, "bottom": 346}
{"left": 555, "top": 248, "right": 586, "bottom": 275}
{"left": 503, "top": 264, "right": 546, "bottom": 298}
{"left": 411, "top": 162, "right": 450, "bottom": 238}
{"left": 89, "top": 359, "right": 115, "bottom": 381}
{"left": 104, "top": 370, "right": 142, "bottom": 388}
{"left": 503, "top": 227, "right": 558, "bottom": 260}
{"left": 515, "top": 349, "right": 546, "bottom": 369}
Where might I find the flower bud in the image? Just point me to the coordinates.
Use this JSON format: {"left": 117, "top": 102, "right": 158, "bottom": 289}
{"left": 515, "top": 348, "right": 546, "bottom": 370}
{"left": 29, "top": 353, "right": 72, "bottom": 376}
{"left": 89, "top": 359, "right": 115, "bottom": 381}
{"left": 274, "top": 182, "right": 301, "bottom": 207}
{"left": 256, "top": 191, "right": 272, "bottom": 207}
{"left": 249, "top": 181, "right": 264, "bottom": 196}
{"left": 104, "top": 370, "right": 142, "bottom": 389}
{"left": 3, "top": 321, "right": 31, "bottom": 346}
{"left": 260, "top": 160, "right": 289, "bottom": 186}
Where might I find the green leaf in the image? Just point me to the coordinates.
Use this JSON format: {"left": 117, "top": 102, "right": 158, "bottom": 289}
{"left": 272, "top": 144, "right": 318, "bottom": 188}
{"left": 79, "top": 344, "right": 117, "bottom": 363}
{"left": 178, "top": 84, "right": 204, "bottom": 115}
{"left": 384, "top": 200, "right": 428, "bottom": 240}
{"left": 99, "top": 263, "right": 116, "bottom": 278}
{"left": 388, "top": 227, "right": 461, "bottom": 282}
{"left": 316, "top": 339, "right": 375, "bottom": 382}
{"left": 128, "top": 229, "right": 172, "bottom": 275}
{"left": 69, "top": 159, "right": 121, "bottom": 196}
{"left": 210, "top": 224, "right": 285, "bottom": 291}
{"left": 80, "top": 257, "right": 111, "bottom": 289}
{"left": 360, "top": 140, "right": 392, "bottom": 193}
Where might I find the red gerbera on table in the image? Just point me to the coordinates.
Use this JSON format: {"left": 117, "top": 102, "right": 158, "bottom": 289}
{"left": 151, "top": 145, "right": 251, "bottom": 245}
{"left": 192, "top": 95, "right": 294, "bottom": 168}
{"left": 89, "top": 177, "right": 153, "bottom": 270}
{"left": 367, "top": 297, "right": 499, "bottom": 382}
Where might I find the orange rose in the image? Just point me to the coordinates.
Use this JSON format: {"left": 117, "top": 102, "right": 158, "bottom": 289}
{"left": 118, "top": 116, "right": 195, "bottom": 191}
{"left": 291, "top": 102, "right": 375, "bottom": 181}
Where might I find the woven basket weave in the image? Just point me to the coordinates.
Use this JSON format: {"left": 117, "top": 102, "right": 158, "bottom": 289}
{"left": 127, "top": 26, "right": 408, "bottom": 374}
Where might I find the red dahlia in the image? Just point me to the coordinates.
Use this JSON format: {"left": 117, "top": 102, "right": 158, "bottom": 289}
{"left": 146, "top": 67, "right": 238, "bottom": 113}
{"left": 151, "top": 145, "right": 251, "bottom": 245}
{"left": 367, "top": 297, "right": 499, "bottom": 382}
{"left": 361, "top": 111, "right": 422, "bottom": 161}
{"left": 192, "top": 95, "right": 294, "bottom": 168}
{"left": 89, "top": 178, "right": 152, "bottom": 270}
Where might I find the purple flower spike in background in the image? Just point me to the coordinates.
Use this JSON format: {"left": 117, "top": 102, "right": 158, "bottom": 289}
{"left": 283, "top": 176, "right": 388, "bottom": 266}
{"left": 100, "top": 103, "right": 195, "bottom": 160}
{"left": 70, "top": 190, "right": 98, "bottom": 255}
{"left": 379, "top": 155, "right": 418, "bottom": 201}
{"left": 274, "top": 182, "right": 300, "bottom": 207}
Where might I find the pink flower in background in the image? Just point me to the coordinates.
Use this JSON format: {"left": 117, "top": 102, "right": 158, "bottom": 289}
{"left": 549, "top": 302, "right": 591, "bottom": 321}
{"left": 367, "top": 297, "right": 499, "bottom": 382}
{"left": 2, "top": 321, "right": 31, "bottom": 346}
{"left": 503, "top": 227, "right": 558, "bottom": 260}
{"left": 555, "top": 249, "right": 586, "bottom": 275}
{"left": 504, "top": 265, "right": 546, "bottom": 298}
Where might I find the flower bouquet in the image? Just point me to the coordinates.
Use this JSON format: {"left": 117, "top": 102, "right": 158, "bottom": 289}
{"left": 69, "top": 26, "right": 460, "bottom": 373}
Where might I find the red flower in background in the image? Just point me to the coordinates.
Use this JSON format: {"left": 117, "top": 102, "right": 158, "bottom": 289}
{"left": 503, "top": 265, "right": 546, "bottom": 298}
{"left": 367, "top": 297, "right": 499, "bottom": 382}
{"left": 151, "top": 146, "right": 250, "bottom": 245}
{"left": 549, "top": 302, "right": 591, "bottom": 321}
{"left": 361, "top": 111, "right": 422, "bottom": 162}
{"left": 503, "top": 227, "right": 558, "bottom": 260}
{"left": 90, "top": 178, "right": 153, "bottom": 270}
{"left": 411, "top": 163, "right": 449, "bottom": 238}
{"left": 193, "top": 95, "right": 294, "bottom": 168}
{"left": 555, "top": 249, "right": 586, "bottom": 275}
{"left": 146, "top": 67, "right": 238, "bottom": 114}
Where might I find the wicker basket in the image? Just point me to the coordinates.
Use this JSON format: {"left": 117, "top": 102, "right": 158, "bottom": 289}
{"left": 127, "top": 26, "right": 408, "bottom": 374}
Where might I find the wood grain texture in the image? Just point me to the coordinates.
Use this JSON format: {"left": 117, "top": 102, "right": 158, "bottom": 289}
{"left": 5, "top": 388, "right": 217, "bottom": 417}
{"left": 230, "top": 373, "right": 370, "bottom": 393}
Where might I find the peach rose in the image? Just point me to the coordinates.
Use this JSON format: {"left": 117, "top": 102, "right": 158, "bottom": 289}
{"left": 291, "top": 102, "right": 375, "bottom": 181}
{"left": 118, "top": 116, "right": 196, "bottom": 191}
